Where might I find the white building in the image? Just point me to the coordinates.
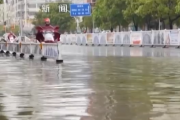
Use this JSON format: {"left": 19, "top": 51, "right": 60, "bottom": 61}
{"left": 0, "top": 2, "right": 13, "bottom": 26}
{"left": 0, "top": 0, "right": 26, "bottom": 26}
{"left": 0, "top": 4, "right": 4, "bottom": 25}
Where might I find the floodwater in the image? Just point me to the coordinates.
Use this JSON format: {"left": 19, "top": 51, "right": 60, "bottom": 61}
{"left": 0, "top": 46, "right": 180, "bottom": 120}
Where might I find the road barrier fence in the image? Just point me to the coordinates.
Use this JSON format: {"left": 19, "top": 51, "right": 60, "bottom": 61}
{"left": 0, "top": 42, "right": 63, "bottom": 63}
{"left": 60, "top": 30, "right": 180, "bottom": 47}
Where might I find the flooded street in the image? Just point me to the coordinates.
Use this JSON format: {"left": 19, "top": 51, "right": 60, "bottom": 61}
{"left": 0, "top": 46, "right": 180, "bottom": 120}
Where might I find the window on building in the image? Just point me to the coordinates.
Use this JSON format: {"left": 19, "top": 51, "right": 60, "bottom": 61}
{"left": 18, "top": 4, "right": 24, "bottom": 9}
{"left": 37, "top": 3, "right": 44, "bottom": 8}
{"left": 29, "top": 4, "right": 36, "bottom": 8}
{"left": 16, "top": 12, "right": 24, "bottom": 19}
{"left": 45, "top": 0, "right": 50, "bottom": 2}
{"left": 28, "top": 12, "right": 36, "bottom": 16}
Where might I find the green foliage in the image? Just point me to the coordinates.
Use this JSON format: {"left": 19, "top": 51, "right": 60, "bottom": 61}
{"left": 0, "top": 0, "right": 3, "bottom": 4}
{"left": 92, "top": 0, "right": 129, "bottom": 30}
{"left": 136, "top": 0, "right": 180, "bottom": 29}
{"left": 80, "top": 16, "right": 93, "bottom": 30}
{"left": 33, "top": 3, "right": 76, "bottom": 32}
{"left": 0, "top": 25, "right": 4, "bottom": 36}
{"left": 92, "top": 0, "right": 180, "bottom": 30}
{"left": 13, "top": 26, "right": 20, "bottom": 35}
{"left": 0, "top": 25, "right": 19, "bottom": 36}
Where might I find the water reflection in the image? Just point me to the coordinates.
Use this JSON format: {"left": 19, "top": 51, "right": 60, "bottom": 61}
{"left": 0, "top": 103, "right": 8, "bottom": 120}
{"left": 0, "top": 57, "right": 92, "bottom": 120}
{"left": 85, "top": 57, "right": 180, "bottom": 120}
{"left": 0, "top": 48, "right": 180, "bottom": 120}
{"left": 61, "top": 45, "right": 180, "bottom": 57}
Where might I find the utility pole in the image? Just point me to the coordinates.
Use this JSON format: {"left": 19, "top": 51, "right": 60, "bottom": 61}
{"left": 91, "top": 1, "right": 95, "bottom": 33}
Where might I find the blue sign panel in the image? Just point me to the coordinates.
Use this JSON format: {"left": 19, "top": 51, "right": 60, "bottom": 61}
{"left": 70, "top": 3, "right": 91, "bottom": 17}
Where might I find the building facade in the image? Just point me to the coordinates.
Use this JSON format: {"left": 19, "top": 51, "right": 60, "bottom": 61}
{"left": 0, "top": 4, "right": 4, "bottom": 25}
{"left": 0, "top": 1, "right": 16, "bottom": 26}
{"left": 0, "top": 0, "right": 28, "bottom": 26}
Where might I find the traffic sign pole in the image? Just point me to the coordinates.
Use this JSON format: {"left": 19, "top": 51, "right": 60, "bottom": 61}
{"left": 66, "top": 10, "right": 80, "bottom": 33}
{"left": 70, "top": 3, "right": 91, "bottom": 33}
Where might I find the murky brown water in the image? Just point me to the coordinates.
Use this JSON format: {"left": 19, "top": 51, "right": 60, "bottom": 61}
{"left": 0, "top": 47, "right": 180, "bottom": 120}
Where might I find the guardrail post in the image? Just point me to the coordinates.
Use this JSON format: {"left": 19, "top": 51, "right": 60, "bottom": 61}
{"left": 56, "top": 42, "right": 63, "bottom": 64}
{"left": 151, "top": 30, "right": 155, "bottom": 48}
{"left": 140, "top": 30, "right": 143, "bottom": 47}
{"left": 12, "top": 43, "right": 17, "bottom": 56}
{"left": 40, "top": 42, "right": 47, "bottom": 61}
{"left": 29, "top": 43, "right": 34, "bottom": 59}
{"left": 163, "top": 29, "right": 168, "bottom": 48}
{"left": 0, "top": 43, "right": 4, "bottom": 53}
{"left": 5, "top": 42, "right": 10, "bottom": 56}
{"left": 19, "top": 42, "right": 24, "bottom": 58}
{"left": 129, "top": 31, "right": 133, "bottom": 47}
{"left": 177, "top": 29, "right": 180, "bottom": 48}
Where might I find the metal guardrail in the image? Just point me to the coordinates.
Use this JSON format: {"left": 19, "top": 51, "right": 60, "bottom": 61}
{"left": 0, "top": 42, "right": 63, "bottom": 63}
{"left": 1, "top": 29, "right": 179, "bottom": 63}
{"left": 60, "top": 30, "right": 180, "bottom": 47}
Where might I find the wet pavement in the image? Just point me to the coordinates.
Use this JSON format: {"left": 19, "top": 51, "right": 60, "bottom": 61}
{"left": 0, "top": 46, "right": 180, "bottom": 120}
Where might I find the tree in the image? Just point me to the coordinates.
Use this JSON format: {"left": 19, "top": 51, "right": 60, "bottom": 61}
{"left": 108, "top": 0, "right": 129, "bottom": 30}
{"left": 80, "top": 16, "right": 93, "bottom": 32}
{"left": 123, "top": 0, "right": 147, "bottom": 31}
{"left": 92, "top": 0, "right": 180, "bottom": 30}
{"left": 93, "top": 0, "right": 128, "bottom": 31}
{"left": 92, "top": 0, "right": 109, "bottom": 29}
{"left": 136, "top": 0, "right": 180, "bottom": 29}
{"left": 0, "top": 0, "right": 3, "bottom": 4}
{"left": 33, "top": 3, "right": 76, "bottom": 33}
